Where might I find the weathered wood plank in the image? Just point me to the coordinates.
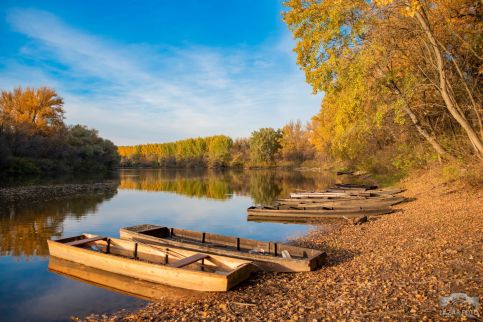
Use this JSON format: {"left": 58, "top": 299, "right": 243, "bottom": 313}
{"left": 168, "top": 253, "right": 209, "bottom": 268}
{"left": 66, "top": 236, "right": 107, "bottom": 246}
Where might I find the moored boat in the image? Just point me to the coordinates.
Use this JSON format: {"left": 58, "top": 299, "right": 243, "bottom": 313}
{"left": 290, "top": 187, "right": 404, "bottom": 199}
{"left": 276, "top": 196, "right": 406, "bottom": 208}
{"left": 334, "top": 183, "right": 378, "bottom": 190}
{"left": 247, "top": 206, "right": 394, "bottom": 219}
{"left": 120, "top": 225, "right": 327, "bottom": 272}
{"left": 47, "top": 234, "right": 254, "bottom": 292}
{"left": 290, "top": 191, "right": 376, "bottom": 198}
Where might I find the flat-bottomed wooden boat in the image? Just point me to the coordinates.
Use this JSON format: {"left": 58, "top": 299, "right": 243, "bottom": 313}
{"left": 333, "top": 183, "right": 378, "bottom": 190}
{"left": 120, "top": 225, "right": 326, "bottom": 272}
{"left": 276, "top": 196, "right": 406, "bottom": 208}
{"left": 247, "top": 206, "right": 394, "bottom": 219}
{"left": 47, "top": 234, "right": 254, "bottom": 292}
{"left": 290, "top": 187, "right": 404, "bottom": 199}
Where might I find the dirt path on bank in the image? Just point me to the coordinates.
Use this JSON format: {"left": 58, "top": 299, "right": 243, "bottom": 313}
{"left": 85, "top": 169, "right": 482, "bottom": 321}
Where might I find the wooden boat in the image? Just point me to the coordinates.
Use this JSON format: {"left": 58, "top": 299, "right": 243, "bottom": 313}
{"left": 120, "top": 225, "right": 326, "bottom": 272}
{"left": 334, "top": 183, "right": 378, "bottom": 190}
{"left": 48, "top": 257, "right": 200, "bottom": 301}
{"left": 290, "top": 191, "right": 375, "bottom": 198}
{"left": 47, "top": 234, "right": 254, "bottom": 292}
{"left": 276, "top": 196, "right": 406, "bottom": 208}
{"left": 271, "top": 204, "right": 397, "bottom": 211}
{"left": 279, "top": 195, "right": 372, "bottom": 203}
{"left": 290, "top": 187, "right": 404, "bottom": 199}
{"left": 247, "top": 206, "right": 394, "bottom": 219}
{"left": 247, "top": 216, "right": 348, "bottom": 225}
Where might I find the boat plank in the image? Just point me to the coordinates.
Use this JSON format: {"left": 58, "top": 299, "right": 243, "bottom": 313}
{"left": 168, "top": 253, "right": 209, "bottom": 268}
{"left": 66, "top": 236, "right": 107, "bottom": 246}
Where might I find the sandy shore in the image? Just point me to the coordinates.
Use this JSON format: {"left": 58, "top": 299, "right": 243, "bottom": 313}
{"left": 84, "top": 169, "right": 482, "bottom": 321}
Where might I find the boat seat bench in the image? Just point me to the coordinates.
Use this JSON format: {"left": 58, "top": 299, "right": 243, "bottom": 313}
{"left": 66, "top": 236, "right": 107, "bottom": 246}
{"left": 168, "top": 253, "right": 209, "bottom": 268}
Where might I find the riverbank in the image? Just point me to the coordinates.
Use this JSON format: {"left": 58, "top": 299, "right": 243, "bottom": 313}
{"left": 0, "top": 182, "right": 118, "bottom": 205}
{"left": 84, "top": 167, "right": 481, "bottom": 320}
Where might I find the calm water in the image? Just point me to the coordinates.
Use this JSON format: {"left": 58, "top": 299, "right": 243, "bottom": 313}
{"left": 0, "top": 169, "right": 336, "bottom": 322}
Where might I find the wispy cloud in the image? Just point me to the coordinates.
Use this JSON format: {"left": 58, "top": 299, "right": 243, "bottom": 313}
{"left": 1, "top": 8, "right": 320, "bottom": 145}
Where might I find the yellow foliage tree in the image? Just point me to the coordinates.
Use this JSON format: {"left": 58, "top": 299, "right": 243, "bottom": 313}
{"left": 0, "top": 87, "right": 65, "bottom": 135}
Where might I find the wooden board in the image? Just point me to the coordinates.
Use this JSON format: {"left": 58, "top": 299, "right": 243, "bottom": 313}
{"left": 47, "top": 234, "right": 254, "bottom": 292}
{"left": 66, "top": 236, "right": 107, "bottom": 246}
{"left": 168, "top": 254, "right": 208, "bottom": 268}
{"left": 120, "top": 225, "right": 327, "bottom": 272}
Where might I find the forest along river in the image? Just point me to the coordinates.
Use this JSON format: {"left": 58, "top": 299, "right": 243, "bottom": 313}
{"left": 0, "top": 169, "right": 337, "bottom": 321}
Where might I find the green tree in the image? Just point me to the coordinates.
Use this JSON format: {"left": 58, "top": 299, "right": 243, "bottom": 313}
{"left": 249, "top": 128, "right": 282, "bottom": 164}
{"left": 207, "top": 135, "right": 233, "bottom": 167}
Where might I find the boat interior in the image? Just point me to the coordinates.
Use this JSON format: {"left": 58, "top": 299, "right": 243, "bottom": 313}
{"left": 124, "top": 225, "right": 318, "bottom": 260}
{"left": 53, "top": 234, "right": 238, "bottom": 274}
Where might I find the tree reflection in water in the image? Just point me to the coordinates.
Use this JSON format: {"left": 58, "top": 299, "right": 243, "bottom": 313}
{"left": 119, "top": 168, "right": 336, "bottom": 205}
{"left": 0, "top": 185, "right": 118, "bottom": 257}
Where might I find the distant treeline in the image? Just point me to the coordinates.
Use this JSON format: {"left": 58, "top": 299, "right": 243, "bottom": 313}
{"left": 0, "top": 87, "right": 119, "bottom": 176}
{"left": 118, "top": 121, "right": 316, "bottom": 168}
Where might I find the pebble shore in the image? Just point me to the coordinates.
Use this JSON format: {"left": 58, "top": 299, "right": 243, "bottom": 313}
{"left": 83, "top": 169, "right": 482, "bottom": 321}
{"left": 0, "top": 182, "right": 118, "bottom": 205}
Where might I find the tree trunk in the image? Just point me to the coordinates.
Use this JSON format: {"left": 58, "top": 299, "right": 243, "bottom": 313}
{"left": 402, "top": 105, "right": 453, "bottom": 159}
{"left": 414, "top": 9, "right": 483, "bottom": 157}
{"left": 390, "top": 81, "right": 454, "bottom": 160}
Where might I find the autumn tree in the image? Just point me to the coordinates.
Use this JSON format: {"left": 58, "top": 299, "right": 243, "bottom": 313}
{"left": 283, "top": 0, "right": 482, "bottom": 165}
{"left": 249, "top": 128, "right": 282, "bottom": 164}
{"left": 280, "top": 120, "right": 314, "bottom": 162}
{"left": 230, "top": 138, "right": 250, "bottom": 167}
{"left": 0, "top": 87, "right": 65, "bottom": 135}
{"left": 0, "top": 87, "right": 119, "bottom": 175}
{"left": 373, "top": 0, "right": 482, "bottom": 157}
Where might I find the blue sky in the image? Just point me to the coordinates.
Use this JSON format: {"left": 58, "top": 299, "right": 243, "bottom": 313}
{"left": 0, "top": 0, "right": 320, "bottom": 145}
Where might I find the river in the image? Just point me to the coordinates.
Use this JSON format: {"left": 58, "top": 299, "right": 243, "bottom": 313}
{"left": 0, "top": 168, "right": 336, "bottom": 321}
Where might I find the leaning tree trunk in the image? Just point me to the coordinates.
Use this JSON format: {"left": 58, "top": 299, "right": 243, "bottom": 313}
{"left": 390, "top": 81, "right": 454, "bottom": 160}
{"left": 414, "top": 9, "right": 483, "bottom": 158}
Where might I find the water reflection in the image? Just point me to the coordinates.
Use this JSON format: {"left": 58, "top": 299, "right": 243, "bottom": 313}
{"left": 0, "top": 186, "right": 117, "bottom": 257}
{"left": 119, "top": 168, "right": 336, "bottom": 204}
{"left": 119, "top": 169, "right": 233, "bottom": 200}
{"left": 0, "top": 168, "right": 336, "bottom": 321}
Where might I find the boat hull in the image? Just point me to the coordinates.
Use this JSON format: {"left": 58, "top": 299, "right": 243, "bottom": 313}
{"left": 48, "top": 257, "right": 199, "bottom": 301}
